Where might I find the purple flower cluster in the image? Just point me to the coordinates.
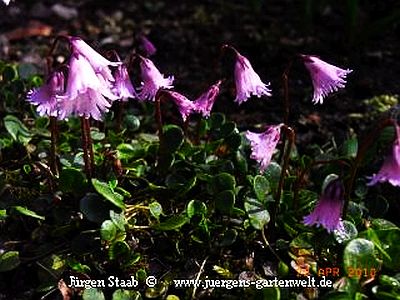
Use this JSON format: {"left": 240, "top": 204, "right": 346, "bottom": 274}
{"left": 27, "top": 37, "right": 138, "bottom": 121}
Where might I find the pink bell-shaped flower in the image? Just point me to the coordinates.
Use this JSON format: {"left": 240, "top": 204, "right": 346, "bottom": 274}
{"left": 139, "top": 35, "right": 157, "bottom": 57}
{"left": 112, "top": 55, "right": 137, "bottom": 101}
{"left": 27, "top": 71, "right": 65, "bottom": 117}
{"left": 138, "top": 57, "right": 174, "bottom": 101}
{"left": 245, "top": 124, "right": 282, "bottom": 173}
{"left": 58, "top": 53, "right": 118, "bottom": 121}
{"left": 193, "top": 80, "right": 221, "bottom": 118}
{"left": 164, "top": 90, "right": 196, "bottom": 122}
{"left": 233, "top": 49, "right": 271, "bottom": 104}
{"left": 68, "top": 36, "right": 120, "bottom": 82}
{"left": 368, "top": 125, "right": 400, "bottom": 187}
{"left": 303, "top": 179, "right": 345, "bottom": 233}
{"left": 302, "top": 55, "right": 352, "bottom": 104}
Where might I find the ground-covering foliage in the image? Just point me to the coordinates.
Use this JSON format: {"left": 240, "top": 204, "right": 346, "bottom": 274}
{"left": 1, "top": 1, "right": 400, "bottom": 300}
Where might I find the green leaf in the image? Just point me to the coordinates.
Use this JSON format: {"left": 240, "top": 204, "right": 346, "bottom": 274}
{"left": 149, "top": 202, "right": 163, "bottom": 220}
{"left": 110, "top": 210, "right": 126, "bottom": 232}
{"left": 153, "top": 215, "right": 189, "bottom": 231}
{"left": 59, "top": 168, "right": 86, "bottom": 194}
{"left": 92, "top": 178, "right": 125, "bottom": 210}
{"left": 0, "top": 209, "right": 7, "bottom": 220}
{"left": 263, "top": 162, "right": 281, "bottom": 190}
{"left": 253, "top": 175, "right": 270, "bottom": 202}
{"left": 82, "top": 288, "right": 105, "bottom": 300}
{"left": 244, "top": 197, "right": 270, "bottom": 230}
{"left": 117, "top": 143, "right": 146, "bottom": 161}
{"left": 187, "top": 200, "right": 207, "bottom": 218}
{"left": 162, "top": 125, "right": 184, "bottom": 153}
{"left": 124, "top": 115, "right": 141, "bottom": 131}
{"left": 343, "top": 238, "right": 381, "bottom": 278}
{"left": 334, "top": 220, "right": 358, "bottom": 244}
{"left": 2, "top": 65, "right": 17, "bottom": 81}
{"left": 215, "top": 190, "right": 235, "bottom": 214}
{"left": 210, "top": 172, "right": 236, "bottom": 193}
{"left": 0, "top": 251, "right": 20, "bottom": 272}
{"left": 101, "top": 220, "right": 117, "bottom": 241}
{"left": 109, "top": 241, "right": 130, "bottom": 260}
{"left": 80, "top": 193, "right": 112, "bottom": 223}
{"left": 12, "top": 206, "right": 45, "bottom": 220}
{"left": 90, "top": 128, "right": 105, "bottom": 141}
{"left": 3, "top": 115, "right": 32, "bottom": 145}
{"left": 209, "top": 113, "right": 225, "bottom": 129}
{"left": 112, "top": 289, "right": 141, "bottom": 300}
{"left": 219, "top": 228, "right": 237, "bottom": 247}
{"left": 340, "top": 137, "right": 358, "bottom": 158}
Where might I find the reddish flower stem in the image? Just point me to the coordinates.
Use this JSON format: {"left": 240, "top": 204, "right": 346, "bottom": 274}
{"left": 344, "top": 118, "right": 396, "bottom": 217}
{"left": 282, "top": 60, "right": 293, "bottom": 125}
{"left": 270, "top": 125, "right": 295, "bottom": 235}
{"left": 80, "top": 117, "right": 92, "bottom": 179}
{"left": 49, "top": 116, "right": 59, "bottom": 176}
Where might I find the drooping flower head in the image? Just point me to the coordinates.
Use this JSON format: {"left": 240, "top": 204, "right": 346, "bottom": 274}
{"left": 27, "top": 71, "right": 64, "bottom": 117}
{"left": 245, "top": 124, "right": 282, "bottom": 173}
{"left": 163, "top": 90, "right": 195, "bottom": 122}
{"left": 58, "top": 53, "right": 118, "bottom": 121}
{"left": 139, "top": 35, "right": 157, "bottom": 57}
{"left": 68, "top": 36, "right": 120, "bottom": 82}
{"left": 368, "top": 124, "right": 400, "bottom": 187}
{"left": 301, "top": 55, "right": 353, "bottom": 104}
{"left": 193, "top": 80, "right": 222, "bottom": 118}
{"left": 2, "top": 0, "right": 11, "bottom": 5}
{"left": 226, "top": 45, "right": 271, "bottom": 104}
{"left": 112, "top": 54, "right": 137, "bottom": 101}
{"left": 303, "top": 178, "right": 345, "bottom": 233}
{"left": 138, "top": 56, "right": 174, "bottom": 101}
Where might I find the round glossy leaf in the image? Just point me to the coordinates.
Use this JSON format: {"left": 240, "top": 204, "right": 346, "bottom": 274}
{"left": 225, "top": 132, "right": 242, "bottom": 150}
{"left": 215, "top": 190, "right": 235, "bottom": 214}
{"left": 152, "top": 215, "right": 189, "bottom": 231}
{"left": 211, "top": 172, "right": 236, "bottom": 193}
{"left": 83, "top": 288, "right": 105, "bottom": 300}
{"left": 112, "top": 289, "right": 141, "bottom": 300}
{"left": 162, "top": 125, "right": 184, "bottom": 153}
{"left": 109, "top": 241, "right": 130, "bottom": 260}
{"left": 2, "top": 66, "right": 17, "bottom": 81}
{"left": 343, "top": 238, "right": 380, "bottom": 276}
{"left": 92, "top": 178, "right": 125, "bottom": 210}
{"left": 59, "top": 168, "right": 86, "bottom": 194}
{"left": 124, "top": 115, "right": 140, "bottom": 131}
{"left": 101, "top": 220, "right": 117, "bottom": 241}
{"left": 187, "top": 200, "right": 207, "bottom": 218}
{"left": 219, "top": 228, "right": 237, "bottom": 247}
{"left": 253, "top": 175, "right": 270, "bottom": 202}
{"left": 263, "top": 162, "right": 281, "bottom": 189}
{"left": 0, "top": 251, "right": 20, "bottom": 272}
{"left": 209, "top": 113, "right": 225, "bottom": 130}
{"left": 80, "top": 193, "right": 112, "bottom": 223}
{"left": 334, "top": 221, "right": 358, "bottom": 244}
{"left": 149, "top": 202, "right": 163, "bottom": 220}
{"left": 244, "top": 197, "right": 270, "bottom": 230}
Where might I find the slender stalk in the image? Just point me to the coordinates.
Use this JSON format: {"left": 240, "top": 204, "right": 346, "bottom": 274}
{"left": 282, "top": 60, "right": 293, "bottom": 125}
{"left": 115, "top": 101, "right": 125, "bottom": 132}
{"left": 49, "top": 116, "right": 59, "bottom": 176}
{"left": 155, "top": 92, "right": 164, "bottom": 142}
{"left": 344, "top": 118, "right": 396, "bottom": 217}
{"left": 80, "top": 117, "right": 92, "bottom": 179}
{"left": 85, "top": 118, "right": 95, "bottom": 177}
{"left": 270, "top": 125, "right": 295, "bottom": 234}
